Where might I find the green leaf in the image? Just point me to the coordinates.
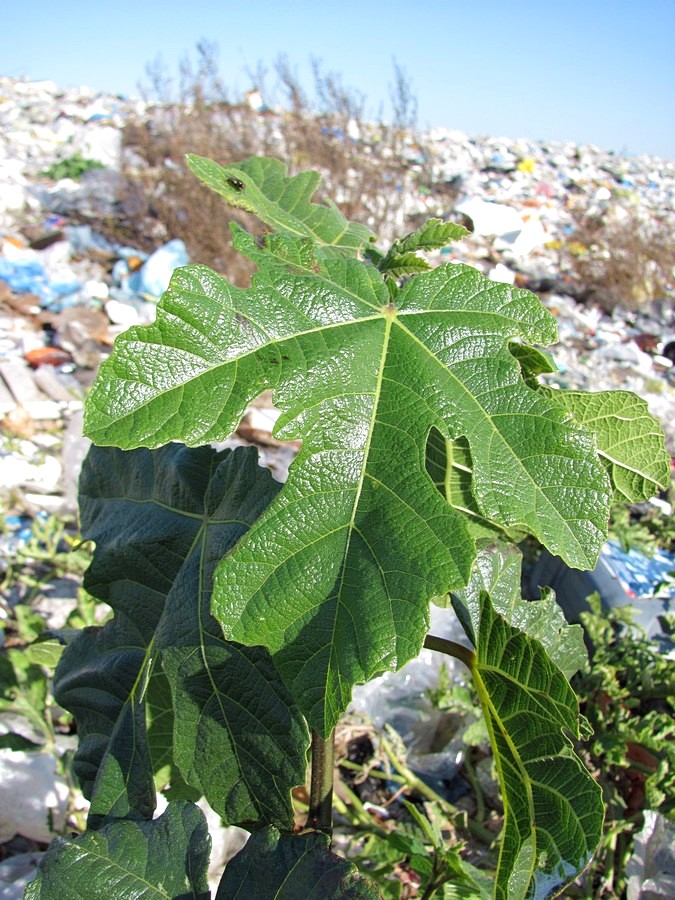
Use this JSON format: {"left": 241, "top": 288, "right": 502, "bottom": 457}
{"left": 216, "top": 827, "right": 381, "bottom": 899}
{"left": 25, "top": 801, "right": 210, "bottom": 900}
{"left": 373, "top": 220, "right": 469, "bottom": 282}
{"left": 508, "top": 342, "right": 557, "bottom": 385}
{"left": 83, "top": 202, "right": 613, "bottom": 734}
{"left": 55, "top": 617, "right": 159, "bottom": 821}
{"left": 391, "top": 219, "right": 469, "bottom": 254}
{"left": 24, "top": 637, "right": 65, "bottom": 670}
{"left": 56, "top": 443, "right": 308, "bottom": 828}
{"left": 464, "top": 589, "right": 603, "bottom": 899}
{"left": 451, "top": 543, "right": 588, "bottom": 680}
{"left": 400, "top": 800, "right": 493, "bottom": 898}
{"left": 0, "top": 733, "right": 42, "bottom": 751}
{"left": 186, "top": 154, "right": 375, "bottom": 254}
{"left": 0, "top": 649, "right": 51, "bottom": 744}
{"left": 541, "top": 388, "right": 670, "bottom": 502}
{"left": 377, "top": 251, "right": 432, "bottom": 279}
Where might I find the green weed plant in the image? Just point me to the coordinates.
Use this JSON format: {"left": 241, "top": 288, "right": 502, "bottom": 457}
{"left": 23, "top": 156, "right": 671, "bottom": 899}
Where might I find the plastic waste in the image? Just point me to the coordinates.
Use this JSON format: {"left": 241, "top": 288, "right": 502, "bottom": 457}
{"left": 0, "top": 242, "right": 80, "bottom": 311}
{"left": 625, "top": 811, "right": 675, "bottom": 899}
{"left": 350, "top": 605, "right": 474, "bottom": 784}
{"left": 522, "top": 541, "right": 674, "bottom": 650}
{"left": 127, "top": 239, "right": 189, "bottom": 297}
{"left": 601, "top": 540, "right": 675, "bottom": 601}
{"left": 454, "top": 197, "right": 524, "bottom": 238}
{"left": 0, "top": 750, "right": 69, "bottom": 843}
{"left": 0, "top": 851, "right": 45, "bottom": 900}
{"left": 105, "top": 297, "right": 156, "bottom": 328}
{"left": 61, "top": 410, "right": 90, "bottom": 512}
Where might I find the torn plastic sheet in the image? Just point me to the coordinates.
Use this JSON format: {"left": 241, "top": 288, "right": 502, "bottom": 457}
{"left": 349, "top": 606, "right": 475, "bottom": 784}
{"left": 602, "top": 541, "right": 675, "bottom": 600}
{"left": 626, "top": 811, "right": 675, "bottom": 900}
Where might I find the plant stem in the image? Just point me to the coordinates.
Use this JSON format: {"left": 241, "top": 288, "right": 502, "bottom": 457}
{"left": 306, "top": 729, "right": 335, "bottom": 834}
{"left": 424, "top": 633, "right": 475, "bottom": 669}
{"left": 462, "top": 748, "right": 486, "bottom": 824}
{"left": 381, "top": 734, "right": 494, "bottom": 844}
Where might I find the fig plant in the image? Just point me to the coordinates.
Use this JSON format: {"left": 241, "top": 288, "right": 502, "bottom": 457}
{"left": 26, "top": 156, "right": 669, "bottom": 898}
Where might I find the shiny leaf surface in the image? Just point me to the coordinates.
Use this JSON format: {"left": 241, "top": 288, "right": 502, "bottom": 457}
{"left": 187, "top": 154, "right": 375, "bottom": 254}
{"left": 541, "top": 388, "right": 670, "bottom": 502}
{"left": 451, "top": 542, "right": 588, "bottom": 680}
{"left": 462, "top": 588, "right": 603, "bottom": 899}
{"left": 84, "top": 173, "right": 613, "bottom": 734}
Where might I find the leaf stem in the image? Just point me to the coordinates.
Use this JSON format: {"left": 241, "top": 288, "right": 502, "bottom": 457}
{"left": 306, "top": 729, "right": 335, "bottom": 834}
{"left": 424, "top": 633, "right": 475, "bottom": 669}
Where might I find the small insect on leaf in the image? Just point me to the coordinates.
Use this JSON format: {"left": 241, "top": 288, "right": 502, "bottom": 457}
{"left": 227, "top": 177, "right": 245, "bottom": 192}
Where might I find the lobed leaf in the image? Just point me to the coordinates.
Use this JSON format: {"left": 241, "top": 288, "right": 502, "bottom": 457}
{"left": 25, "top": 801, "right": 210, "bottom": 899}
{"left": 216, "top": 827, "right": 381, "bottom": 899}
{"left": 186, "top": 154, "right": 375, "bottom": 254}
{"left": 83, "top": 157, "right": 615, "bottom": 734}
{"left": 540, "top": 388, "right": 670, "bottom": 502}
{"left": 84, "top": 235, "right": 612, "bottom": 736}
{"left": 56, "top": 443, "right": 308, "bottom": 828}
{"left": 451, "top": 542, "right": 587, "bottom": 680}
{"left": 460, "top": 587, "right": 603, "bottom": 899}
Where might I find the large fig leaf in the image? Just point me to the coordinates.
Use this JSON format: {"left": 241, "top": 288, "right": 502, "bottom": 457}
{"left": 56, "top": 443, "right": 308, "bottom": 828}
{"left": 216, "top": 827, "right": 381, "bottom": 899}
{"left": 83, "top": 161, "right": 613, "bottom": 734}
{"left": 456, "top": 587, "right": 603, "bottom": 899}
{"left": 25, "top": 801, "right": 210, "bottom": 900}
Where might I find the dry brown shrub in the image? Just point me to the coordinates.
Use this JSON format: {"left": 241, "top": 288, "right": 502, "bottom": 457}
{"left": 111, "top": 44, "right": 432, "bottom": 283}
{"left": 561, "top": 204, "right": 675, "bottom": 311}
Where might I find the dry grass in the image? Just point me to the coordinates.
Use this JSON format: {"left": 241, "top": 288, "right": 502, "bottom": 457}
{"left": 561, "top": 204, "right": 675, "bottom": 311}
{"left": 112, "top": 44, "right": 431, "bottom": 284}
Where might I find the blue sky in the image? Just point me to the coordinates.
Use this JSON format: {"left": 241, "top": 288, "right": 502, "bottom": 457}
{"left": 3, "top": 0, "right": 673, "bottom": 159}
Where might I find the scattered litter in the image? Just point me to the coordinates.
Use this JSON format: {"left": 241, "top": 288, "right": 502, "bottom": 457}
{"left": 603, "top": 541, "right": 675, "bottom": 600}
{"left": 0, "top": 750, "right": 69, "bottom": 844}
{"left": 350, "top": 606, "right": 472, "bottom": 785}
{"left": 126, "top": 238, "right": 189, "bottom": 298}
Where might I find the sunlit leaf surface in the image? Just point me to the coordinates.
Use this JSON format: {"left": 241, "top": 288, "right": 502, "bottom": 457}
{"left": 83, "top": 159, "right": 614, "bottom": 735}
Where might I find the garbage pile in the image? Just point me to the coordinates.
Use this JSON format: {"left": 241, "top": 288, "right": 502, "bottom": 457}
{"left": 0, "top": 72, "right": 673, "bottom": 515}
{"left": 1, "top": 74, "right": 675, "bottom": 898}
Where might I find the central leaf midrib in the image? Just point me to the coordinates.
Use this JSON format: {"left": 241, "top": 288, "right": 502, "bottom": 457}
{"left": 59, "top": 837, "right": 173, "bottom": 897}
{"left": 597, "top": 446, "right": 658, "bottom": 479}
{"left": 323, "top": 314, "right": 395, "bottom": 716}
